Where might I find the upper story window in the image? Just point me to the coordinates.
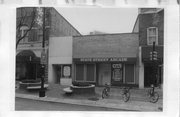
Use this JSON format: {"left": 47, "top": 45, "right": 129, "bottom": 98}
{"left": 20, "top": 26, "right": 29, "bottom": 43}
{"left": 147, "top": 27, "right": 158, "bottom": 45}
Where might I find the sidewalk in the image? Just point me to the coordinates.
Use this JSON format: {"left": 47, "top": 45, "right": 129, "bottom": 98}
{"left": 15, "top": 84, "right": 163, "bottom": 111}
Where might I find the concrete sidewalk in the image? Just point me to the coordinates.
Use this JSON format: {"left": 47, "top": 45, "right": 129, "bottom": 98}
{"left": 15, "top": 84, "right": 163, "bottom": 111}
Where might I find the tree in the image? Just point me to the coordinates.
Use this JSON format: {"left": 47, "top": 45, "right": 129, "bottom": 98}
{"left": 16, "top": 7, "right": 37, "bottom": 49}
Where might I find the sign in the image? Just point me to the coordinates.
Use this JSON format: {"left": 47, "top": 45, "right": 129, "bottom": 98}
{"left": 63, "top": 66, "right": 71, "bottom": 77}
{"left": 73, "top": 57, "right": 136, "bottom": 63}
{"left": 41, "top": 49, "right": 46, "bottom": 64}
{"left": 112, "top": 63, "right": 123, "bottom": 82}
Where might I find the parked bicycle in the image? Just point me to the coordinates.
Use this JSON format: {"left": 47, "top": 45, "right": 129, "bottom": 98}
{"left": 102, "top": 83, "right": 110, "bottom": 99}
{"left": 147, "top": 84, "right": 159, "bottom": 103}
{"left": 102, "top": 83, "right": 131, "bottom": 102}
{"left": 122, "top": 87, "right": 131, "bottom": 102}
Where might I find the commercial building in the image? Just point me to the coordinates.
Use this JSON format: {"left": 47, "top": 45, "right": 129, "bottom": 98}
{"left": 47, "top": 8, "right": 164, "bottom": 88}
{"left": 72, "top": 34, "right": 139, "bottom": 87}
{"left": 16, "top": 7, "right": 80, "bottom": 81}
{"left": 133, "top": 8, "right": 164, "bottom": 88}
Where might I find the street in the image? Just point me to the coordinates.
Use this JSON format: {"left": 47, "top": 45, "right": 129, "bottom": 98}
{"left": 15, "top": 98, "right": 126, "bottom": 111}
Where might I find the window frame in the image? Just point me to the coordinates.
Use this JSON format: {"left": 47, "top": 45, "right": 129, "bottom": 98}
{"left": 147, "top": 27, "right": 158, "bottom": 45}
{"left": 75, "top": 63, "right": 96, "bottom": 82}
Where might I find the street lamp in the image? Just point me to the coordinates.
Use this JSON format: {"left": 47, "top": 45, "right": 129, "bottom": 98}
{"left": 39, "top": 7, "right": 46, "bottom": 97}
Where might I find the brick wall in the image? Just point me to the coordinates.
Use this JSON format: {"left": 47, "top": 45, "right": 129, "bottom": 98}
{"left": 139, "top": 9, "right": 164, "bottom": 46}
{"left": 73, "top": 33, "right": 139, "bottom": 58}
{"left": 49, "top": 8, "right": 81, "bottom": 37}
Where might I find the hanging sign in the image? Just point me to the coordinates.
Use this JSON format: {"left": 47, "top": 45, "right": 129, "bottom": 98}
{"left": 41, "top": 49, "right": 46, "bottom": 64}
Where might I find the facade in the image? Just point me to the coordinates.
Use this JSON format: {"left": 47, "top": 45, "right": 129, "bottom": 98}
{"left": 48, "top": 36, "right": 73, "bottom": 85}
{"left": 47, "top": 8, "right": 164, "bottom": 88}
{"left": 16, "top": 7, "right": 81, "bottom": 82}
{"left": 133, "top": 8, "right": 164, "bottom": 88}
{"left": 72, "top": 33, "right": 139, "bottom": 87}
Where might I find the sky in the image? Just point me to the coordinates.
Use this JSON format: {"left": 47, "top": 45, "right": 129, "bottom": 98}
{"left": 56, "top": 7, "right": 138, "bottom": 35}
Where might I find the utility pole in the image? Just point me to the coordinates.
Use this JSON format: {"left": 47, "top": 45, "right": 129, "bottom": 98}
{"left": 39, "top": 7, "right": 46, "bottom": 97}
{"left": 152, "top": 41, "right": 157, "bottom": 86}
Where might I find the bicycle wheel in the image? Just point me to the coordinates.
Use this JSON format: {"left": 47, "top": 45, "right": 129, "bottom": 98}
{"left": 122, "top": 92, "right": 130, "bottom": 102}
{"left": 102, "top": 89, "right": 109, "bottom": 99}
{"left": 150, "top": 92, "right": 159, "bottom": 103}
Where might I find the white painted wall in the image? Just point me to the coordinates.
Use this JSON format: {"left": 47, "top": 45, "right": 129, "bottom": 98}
{"left": 48, "top": 36, "right": 72, "bottom": 85}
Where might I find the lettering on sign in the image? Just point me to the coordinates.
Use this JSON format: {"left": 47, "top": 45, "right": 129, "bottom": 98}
{"left": 79, "top": 58, "right": 128, "bottom": 62}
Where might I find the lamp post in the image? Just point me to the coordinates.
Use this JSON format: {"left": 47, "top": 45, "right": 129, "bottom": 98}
{"left": 151, "top": 41, "right": 158, "bottom": 86}
{"left": 39, "top": 7, "right": 46, "bottom": 97}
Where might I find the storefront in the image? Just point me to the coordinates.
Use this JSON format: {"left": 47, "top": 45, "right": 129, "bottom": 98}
{"left": 141, "top": 46, "right": 163, "bottom": 87}
{"left": 72, "top": 33, "right": 139, "bottom": 87}
{"left": 73, "top": 57, "right": 137, "bottom": 87}
{"left": 48, "top": 36, "right": 73, "bottom": 85}
{"left": 16, "top": 50, "right": 41, "bottom": 80}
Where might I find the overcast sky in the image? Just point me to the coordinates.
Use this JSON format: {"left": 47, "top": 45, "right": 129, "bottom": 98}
{"left": 56, "top": 7, "right": 138, "bottom": 35}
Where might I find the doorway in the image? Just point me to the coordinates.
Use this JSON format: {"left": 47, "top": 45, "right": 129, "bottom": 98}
{"left": 98, "top": 63, "right": 111, "bottom": 86}
{"left": 144, "top": 64, "right": 158, "bottom": 87}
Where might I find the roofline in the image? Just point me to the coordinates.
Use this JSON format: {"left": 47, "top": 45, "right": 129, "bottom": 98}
{"left": 73, "top": 32, "right": 139, "bottom": 38}
{"left": 132, "top": 15, "right": 139, "bottom": 32}
{"left": 52, "top": 8, "right": 82, "bottom": 36}
{"left": 139, "top": 8, "right": 164, "bottom": 14}
{"left": 132, "top": 8, "right": 164, "bottom": 32}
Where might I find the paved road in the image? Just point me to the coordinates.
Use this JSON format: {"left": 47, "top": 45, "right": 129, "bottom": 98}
{"left": 15, "top": 98, "right": 127, "bottom": 111}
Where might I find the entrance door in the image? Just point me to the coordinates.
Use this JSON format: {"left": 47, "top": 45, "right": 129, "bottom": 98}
{"left": 26, "top": 63, "right": 36, "bottom": 80}
{"left": 98, "top": 63, "right": 111, "bottom": 86}
{"left": 144, "top": 64, "right": 157, "bottom": 87}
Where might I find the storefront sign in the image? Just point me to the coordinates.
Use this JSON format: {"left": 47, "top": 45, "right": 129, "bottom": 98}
{"left": 63, "top": 66, "right": 71, "bottom": 77}
{"left": 73, "top": 57, "right": 136, "bottom": 62}
{"left": 112, "top": 63, "right": 123, "bottom": 82}
{"left": 41, "top": 49, "right": 46, "bottom": 64}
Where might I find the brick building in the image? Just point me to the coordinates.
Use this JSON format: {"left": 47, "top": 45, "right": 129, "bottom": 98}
{"left": 16, "top": 7, "right": 81, "bottom": 81}
{"left": 133, "top": 8, "right": 164, "bottom": 88}
{"left": 72, "top": 33, "right": 139, "bottom": 87}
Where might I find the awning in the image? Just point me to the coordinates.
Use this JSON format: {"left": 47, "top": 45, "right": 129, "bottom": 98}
{"left": 16, "top": 50, "right": 40, "bottom": 63}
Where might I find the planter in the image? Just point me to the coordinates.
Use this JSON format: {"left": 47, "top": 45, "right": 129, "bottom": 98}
{"left": 70, "top": 84, "right": 95, "bottom": 94}
{"left": 19, "top": 80, "right": 41, "bottom": 89}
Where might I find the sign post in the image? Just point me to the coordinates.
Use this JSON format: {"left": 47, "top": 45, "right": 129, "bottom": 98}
{"left": 39, "top": 7, "right": 46, "bottom": 97}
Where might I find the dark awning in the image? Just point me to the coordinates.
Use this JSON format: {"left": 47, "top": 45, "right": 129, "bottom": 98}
{"left": 16, "top": 50, "right": 40, "bottom": 63}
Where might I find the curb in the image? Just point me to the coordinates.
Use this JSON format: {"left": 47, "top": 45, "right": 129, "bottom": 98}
{"left": 15, "top": 93, "right": 161, "bottom": 111}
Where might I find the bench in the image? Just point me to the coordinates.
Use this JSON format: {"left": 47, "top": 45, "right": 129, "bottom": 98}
{"left": 27, "top": 84, "right": 49, "bottom": 90}
{"left": 63, "top": 87, "right": 73, "bottom": 94}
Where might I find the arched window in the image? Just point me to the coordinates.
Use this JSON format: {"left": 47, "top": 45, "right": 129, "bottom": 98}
{"left": 147, "top": 27, "right": 158, "bottom": 45}
{"left": 20, "top": 26, "right": 29, "bottom": 43}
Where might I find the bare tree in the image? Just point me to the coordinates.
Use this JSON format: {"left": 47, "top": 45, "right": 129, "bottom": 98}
{"left": 16, "top": 8, "right": 37, "bottom": 49}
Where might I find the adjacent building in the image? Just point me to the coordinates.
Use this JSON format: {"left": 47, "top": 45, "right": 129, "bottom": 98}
{"left": 16, "top": 7, "right": 80, "bottom": 82}
{"left": 133, "top": 8, "right": 164, "bottom": 88}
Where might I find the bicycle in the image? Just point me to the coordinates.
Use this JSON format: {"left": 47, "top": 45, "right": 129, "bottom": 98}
{"left": 147, "top": 84, "right": 159, "bottom": 103}
{"left": 122, "top": 87, "right": 131, "bottom": 102}
{"left": 102, "top": 83, "right": 110, "bottom": 99}
{"left": 101, "top": 83, "right": 131, "bottom": 102}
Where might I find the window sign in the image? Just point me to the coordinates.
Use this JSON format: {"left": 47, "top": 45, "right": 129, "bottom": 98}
{"left": 112, "top": 64, "right": 123, "bottom": 82}
{"left": 63, "top": 65, "right": 71, "bottom": 78}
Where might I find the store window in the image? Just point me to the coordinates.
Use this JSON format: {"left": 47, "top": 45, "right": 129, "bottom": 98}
{"left": 125, "top": 64, "right": 135, "bottom": 84}
{"left": 75, "top": 64, "right": 95, "bottom": 82}
{"left": 147, "top": 27, "right": 158, "bottom": 45}
{"left": 112, "top": 63, "right": 123, "bottom": 83}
